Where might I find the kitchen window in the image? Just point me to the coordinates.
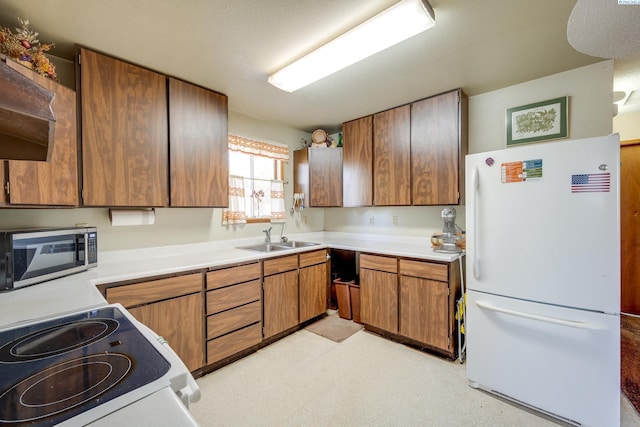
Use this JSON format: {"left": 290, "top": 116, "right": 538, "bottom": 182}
{"left": 225, "top": 135, "right": 289, "bottom": 224}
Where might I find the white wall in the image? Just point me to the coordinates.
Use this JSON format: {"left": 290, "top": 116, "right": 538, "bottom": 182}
{"left": 469, "top": 60, "right": 614, "bottom": 154}
{"left": 613, "top": 110, "right": 640, "bottom": 141}
{"left": 324, "top": 61, "right": 614, "bottom": 235}
{"left": 0, "top": 111, "right": 320, "bottom": 251}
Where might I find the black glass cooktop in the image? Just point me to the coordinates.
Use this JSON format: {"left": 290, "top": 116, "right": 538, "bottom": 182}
{"left": 0, "top": 306, "right": 171, "bottom": 426}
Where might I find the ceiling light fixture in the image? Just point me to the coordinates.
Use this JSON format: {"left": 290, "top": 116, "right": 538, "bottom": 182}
{"left": 268, "top": 0, "right": 435, "bottom": 93}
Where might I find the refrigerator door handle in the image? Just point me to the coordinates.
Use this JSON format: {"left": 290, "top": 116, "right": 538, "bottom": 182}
{"left": 471, "top": 166, "right": 480, "bottom": 279}
{"left": 475, "top": 300, "right": 608, "bottom": 331}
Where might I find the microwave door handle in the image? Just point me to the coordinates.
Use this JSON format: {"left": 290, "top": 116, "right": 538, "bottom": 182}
{"left": 83, "top": 233, "right": 89, "bottom": 266}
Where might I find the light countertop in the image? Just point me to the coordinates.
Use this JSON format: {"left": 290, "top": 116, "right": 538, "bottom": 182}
{"left": 0, "top": 232, "right": 464, "bottom": 328}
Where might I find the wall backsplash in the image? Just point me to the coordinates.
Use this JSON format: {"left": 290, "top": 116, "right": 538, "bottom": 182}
{"left": 0, "top": 206, "right": 325, "bottom": 251}
{"left": 323, "top": 205, "right": 466, "bottom": 243}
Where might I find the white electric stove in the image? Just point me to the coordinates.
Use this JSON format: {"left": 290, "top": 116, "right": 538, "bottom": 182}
{"left": 0, "top": 304, "right": 200, "bottom": 426}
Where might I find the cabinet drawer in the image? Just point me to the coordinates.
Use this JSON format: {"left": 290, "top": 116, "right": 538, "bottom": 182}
{"left": 106, "top": 273, "right": 202, "bottom": 308}
{"left": 206, "top": 262, "right": 260, "bottom": 290}
{"left": 263, "top": 255, "right": 298, "bottom": 276}
{"left": 207, "top": 301, "right": 261, "bottom": 340}
{"left": 207, "top": 323, "right": 262, "bottom": 364}
{"left": 360, "top": 254, "right": 397, "bottom": 273}
{"left": 299, "top": 249, "right": 326, "bottom": 268}
{"left": 207, "top": 280, "right": 261, "bottom": 314}
{"left": 399, "top": 259, "right": 448, "bottom": 282}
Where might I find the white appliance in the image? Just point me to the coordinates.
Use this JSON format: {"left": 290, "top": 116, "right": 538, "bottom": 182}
{"left": 0, "top": 304, "right": 200, "bottom": 426}
{"left": 465, "top": 135, "right": 620, "bottom": 427}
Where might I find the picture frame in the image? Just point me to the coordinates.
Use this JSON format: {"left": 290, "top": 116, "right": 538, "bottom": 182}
{"left": 506, "top": 96, "right": 568, "bottom": 146}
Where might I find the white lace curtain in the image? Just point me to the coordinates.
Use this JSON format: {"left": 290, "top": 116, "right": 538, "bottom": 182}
{"left": 223, "top": 135, "right": 289, "bottom": 225}
{"left": 228, "top": 135, "right": 289, "bottom": 160}
{"left": 222, "top": 175, "right": 247, "bottom": 225}
{"left": 270, "top": 180, "right": 285, "bottom": 223}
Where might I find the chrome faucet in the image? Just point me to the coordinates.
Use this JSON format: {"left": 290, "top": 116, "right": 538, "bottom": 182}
{"left": 263, "top": 227, "right": 272, "bottom": 245}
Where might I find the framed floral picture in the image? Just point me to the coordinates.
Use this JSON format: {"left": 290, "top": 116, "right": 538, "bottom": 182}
{"left": 506, "top": 96, "right": 568, "bottom": 146}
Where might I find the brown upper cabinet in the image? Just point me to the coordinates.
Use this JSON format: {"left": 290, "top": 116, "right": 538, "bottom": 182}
{"left": 342, "top": 88, "right": 467, "bottom": 207}
{"left": 78, "top": 48, "right": 229, "bottom": 208}
{"left": 342, "top": 116, "right": 373, "bottom": 207}
{"left": 411, "top": 89, "right": 468, "bottom": 205}
{"left": 0, "top": 60, "right": 79, "bottom": 206}
{"left": 373, "top": 105, "right": 411, "bottom": 206}
{"left": 79, "top": 48, "right": 168, "bottom": 207}
{"left": 168, "top": 78, "right": 228, "bottom": 207}
{"left": 294, "top": 148, "right": 343, "bottom": 207}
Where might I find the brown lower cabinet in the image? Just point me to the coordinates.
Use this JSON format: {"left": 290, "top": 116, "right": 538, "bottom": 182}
{"left": 263, "top": 254, "right": 299, "bottom": 338}
{"left": 399, "top": 260, "right": 450, "bottom": 351}
{"left": 299, "top": 250, "right": 328, "bottom": 323}
{"left": 105, "top": 273, "right": 205, "bottom": 372}
{"left": 205, "top": 262, "right": 263, "bottom": 364}
{"left": 360, "top": 253, "right": 462, "bottom": 358}
{"left": 360, "top": 254, "right": 399, "bottom": 334}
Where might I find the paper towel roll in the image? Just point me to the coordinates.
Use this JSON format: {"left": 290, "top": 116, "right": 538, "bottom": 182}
{"left": 109, "top": 209, "right": 155, "bottom": 226}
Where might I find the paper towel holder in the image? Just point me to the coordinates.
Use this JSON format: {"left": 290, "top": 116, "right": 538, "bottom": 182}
{"left": 109, "top": 208, "right": 156, "bottom": 226}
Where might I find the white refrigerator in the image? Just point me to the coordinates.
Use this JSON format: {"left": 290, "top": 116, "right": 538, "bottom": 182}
{"left": 465, "top": 135, "right": 620, "bottom": 427}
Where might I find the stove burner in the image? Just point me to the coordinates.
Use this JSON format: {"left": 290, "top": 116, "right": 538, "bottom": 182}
{"left": 0, "top": 319, "right": 119, "bottom": 363}
{"left": 0, "top": 353, "right": 131, "bottom": 423}
{"left": 0, "top": 306, "right": 174, "bottom": 426}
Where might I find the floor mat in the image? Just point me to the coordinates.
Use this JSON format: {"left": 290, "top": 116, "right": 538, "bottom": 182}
{"left": 305, "top": 313, "right": 363, "bottom": 343}
{"left": 622, "top": 314, "right": 640, "bottom": 415}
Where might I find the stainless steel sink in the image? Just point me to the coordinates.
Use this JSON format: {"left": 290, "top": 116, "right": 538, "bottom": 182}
{"left": 275, "top": 241, "right": 319, "bottom": 249}
{"left": 237, "top": 243, "right": 287, "bottom": 252}
{"left": 237, "top": 241, "right": 319, "bottom": 252}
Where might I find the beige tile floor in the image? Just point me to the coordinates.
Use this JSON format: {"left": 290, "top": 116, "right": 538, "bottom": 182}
{"left": 192, "top": 324, "right": 640, "bottom": 427}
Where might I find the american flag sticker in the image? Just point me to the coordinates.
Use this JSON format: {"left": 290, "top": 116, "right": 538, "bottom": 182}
{"left": 571, "top": 173, "right": 610, "bottom": 193}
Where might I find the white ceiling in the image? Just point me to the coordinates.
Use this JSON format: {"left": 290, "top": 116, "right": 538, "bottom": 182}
{"left": 0, "top": 0, "right": 636, "bottom": 134}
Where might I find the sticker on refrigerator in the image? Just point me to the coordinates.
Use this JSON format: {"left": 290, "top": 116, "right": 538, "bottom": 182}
{"left": 571, "top": 172, "right": 610, "bottom": 193}
{"left": 501, "top": 159, "right": 543, "bottom": 183}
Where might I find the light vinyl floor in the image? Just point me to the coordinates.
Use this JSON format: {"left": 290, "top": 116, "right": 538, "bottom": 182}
{"left": 191, "top": 325, "right": 640, "bottom": 426}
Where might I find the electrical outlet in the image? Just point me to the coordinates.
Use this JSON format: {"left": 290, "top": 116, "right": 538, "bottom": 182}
{"left": 392, "top": 216, "right": 398, "bottom": 226}
{"left": 369, "top": 216, "right": 374, "bottom": 225}
{"left": 303, "top": 216, "right": 308, "bottom": 224}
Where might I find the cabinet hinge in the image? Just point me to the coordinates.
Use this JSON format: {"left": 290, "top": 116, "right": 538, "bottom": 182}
{"left": 4, "top": 181, "right": 9, "bottom": 196}
{"left": 457, "top": 192, "right": 460, "bottom": 202}
{"left": 448, "top": 337, "right": 451, "bottom": 347}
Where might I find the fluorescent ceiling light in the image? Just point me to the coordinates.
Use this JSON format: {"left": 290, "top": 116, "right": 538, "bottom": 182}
{"left": 268, "top": 0, "right": 435, "bottom": 92}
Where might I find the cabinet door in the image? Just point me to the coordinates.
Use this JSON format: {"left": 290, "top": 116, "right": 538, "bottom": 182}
{"left": 309, "top": 148, "right": 342, "bottom": 207}
{"left": 79, "top": 48, "right": 168, "bottom": 206}
{"left": 129, "top": 293, "right": 204, "bottom": 372}
{"left": 3, "top": 61, "right": 78, "bottom": 206}
{"left": 411, "top": 89, "right": 464, "bottom": 205}
{"left": 399, "top": 275, "right": 449, "bottom": 351}
{"left": 360, "top": 268, "right": 398, "bottom": 334}
{"left": 293, "top": 149, "right": 309, "bottom": 199}
{"left": 169, "top": 78, "right": 228, "bottom": 207}
{"left": 299, "top": 262, "right": 327, "bottom": 323}
{"left": 263, "top": 270, "right": 299, "bottom": 338}
{"left": 373, "top": 105, "right": 410, "bottom": 206}
{"left": 342, "top": 116, "right": 372, "bottom": 207}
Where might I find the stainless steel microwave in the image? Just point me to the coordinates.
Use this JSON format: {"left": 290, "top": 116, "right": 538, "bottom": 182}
{"left": 0, "top": 227, "right": 97, "bottom": 291}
